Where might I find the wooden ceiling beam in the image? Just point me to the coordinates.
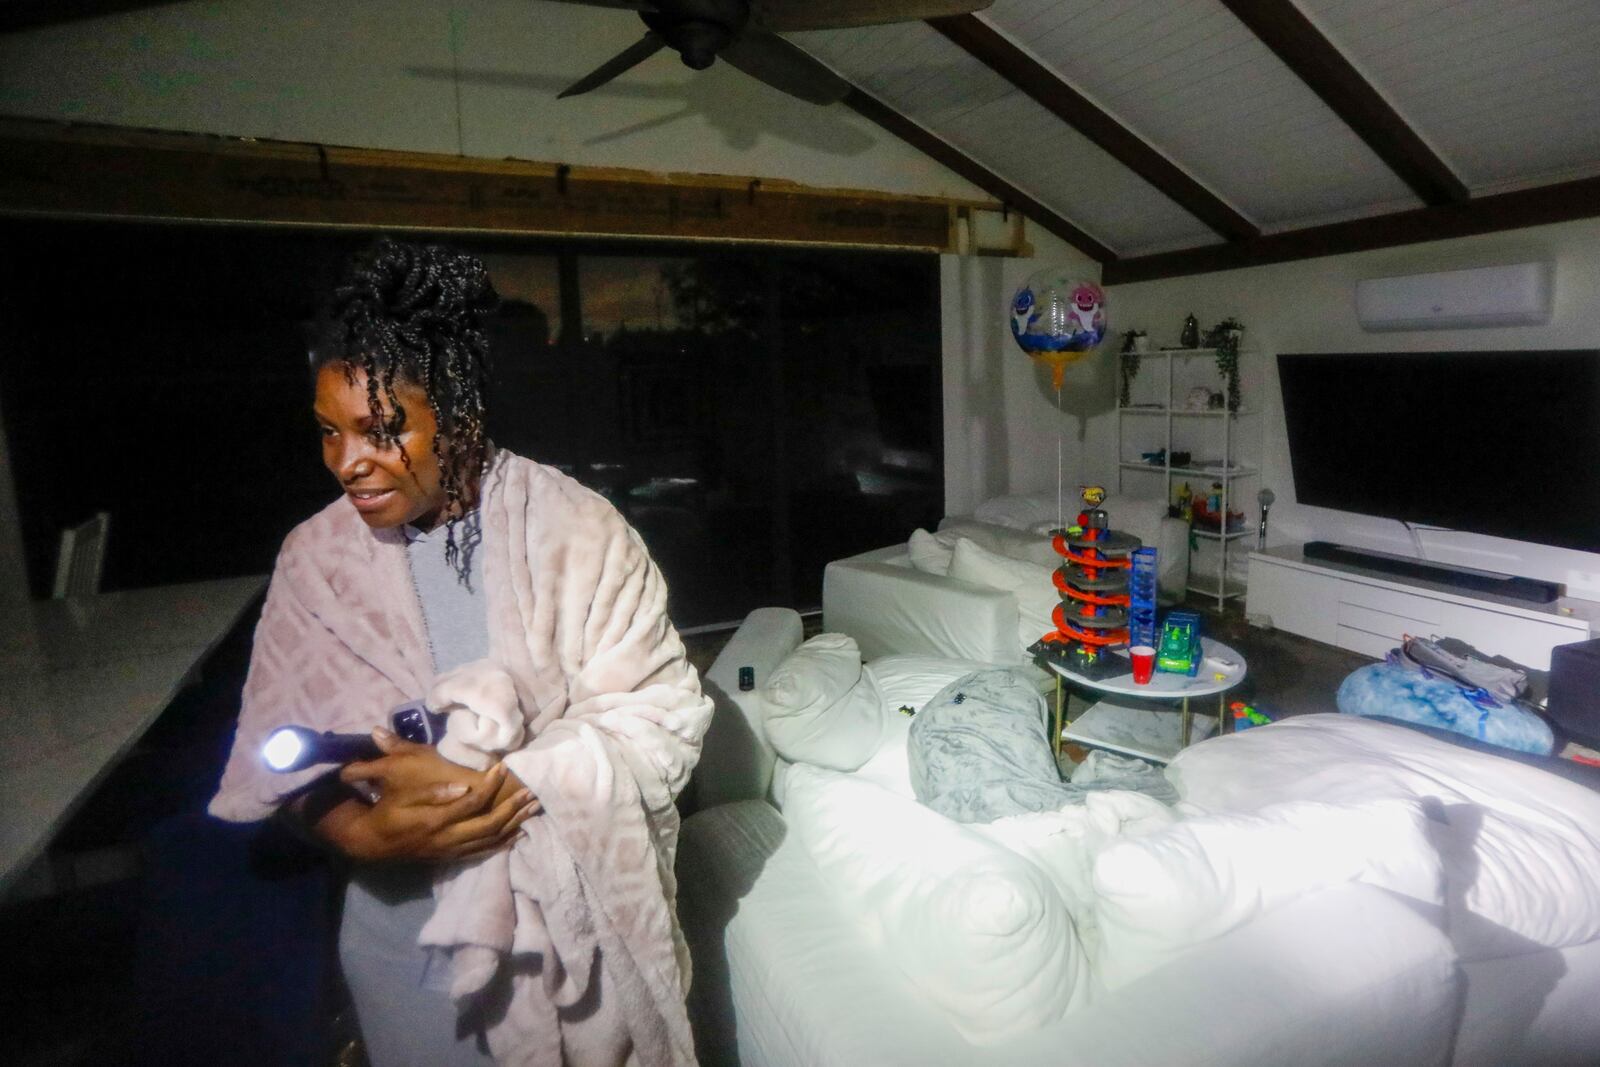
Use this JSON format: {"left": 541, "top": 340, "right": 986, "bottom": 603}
{"left": 843, "top": 87, "right": 1117, "bottom": 263}
{"left": 0, "top": 1, "right": 175, "bottom": 33}
{"left": 927, "top": 13, "right": 1258, "bottom": 243}
{"left": 1218, "top": 0, "right": 1468, "bottom": 207}
{"left": 1102, "top": 173, "right": 1600, "bottom": 285}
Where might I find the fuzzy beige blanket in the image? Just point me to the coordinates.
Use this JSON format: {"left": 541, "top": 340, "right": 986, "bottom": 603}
{"left": 210, "top": 452, "right": 713, "bottom": 1066}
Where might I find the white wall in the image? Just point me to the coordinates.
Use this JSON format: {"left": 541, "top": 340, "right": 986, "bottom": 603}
{"left": 0, "top": 0, "right": 986, "bottom": 202}
{"left": 940, "top": 230, "right": 1107, "bottom": 515}
{"left": 1107, "top": 217, "right": 1600, "bottom": 599}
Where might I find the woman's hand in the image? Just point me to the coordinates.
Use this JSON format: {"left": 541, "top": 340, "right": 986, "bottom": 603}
{"left": 310, "top": 730, "right": 540, "bottom": 863}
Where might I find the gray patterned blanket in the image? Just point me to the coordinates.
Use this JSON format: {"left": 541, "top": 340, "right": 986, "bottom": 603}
{"left": 908, "top": 668, "right": 1177, "bottom": 823}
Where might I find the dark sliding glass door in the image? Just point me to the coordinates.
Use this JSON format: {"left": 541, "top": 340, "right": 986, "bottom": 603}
{"left": 0, "top": 220, "right": 943, "bottom": 628}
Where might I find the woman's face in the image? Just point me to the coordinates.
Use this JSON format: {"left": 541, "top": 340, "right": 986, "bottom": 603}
{"left": 314, "top": 363, "right": 448, "bottom": 530}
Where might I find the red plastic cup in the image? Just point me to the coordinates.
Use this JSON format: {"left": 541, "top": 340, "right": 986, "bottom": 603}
{"left": 1129, "top": 645, "right": 1156, "bottom": 685}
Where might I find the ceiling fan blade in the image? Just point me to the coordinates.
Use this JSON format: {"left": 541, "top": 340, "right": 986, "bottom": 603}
{"left": 719, "top": 31, "right": 850, "bottom": 104}
{"left": 753, "top": 0, "right": 992, "bottom": 32}
{"left": 540, "top": 0, "right": 655, "bottom": 10}
{"left": 557, "top": 32, "right": 668, "bottom": 99}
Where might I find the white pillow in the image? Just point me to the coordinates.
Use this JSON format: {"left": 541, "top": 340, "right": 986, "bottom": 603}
{"left": 1092, "top": 796, "right": 1444, "bottom": 990}
{"left": 906, "top": 527, "right": 956, "bottom": 576}
{"left": 761, "top": 633, "right": 885, "bottom": 772}
{"left": 938, "top": 518, "right": 1059, "bottom": 567}
{"left": 973, "top": 492, "right": 1058, "bottom": 531}
{"left": 784, "top": 764, "right": 1089, "bottom": 1043}
{"left": 869, "top": 653, "right": 996, "bottom": 712}
{"left": 947, "top": 537, "right": 1059, "bottom": 649}
{"left": 975, "top": 791, "right": 1176, "bottom": 966}
{"left": 851, "top": 712, "right": 914, "bottom": 799}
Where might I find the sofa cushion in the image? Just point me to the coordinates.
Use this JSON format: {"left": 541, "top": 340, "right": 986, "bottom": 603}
{"left": 761, "top": 633, "right": 885, "bottom": 772}
{"left": 784, "top": 764, "right": 1090, "bottom": 1044}
{"left": 973, "top": 492, "right": 1058, "bottom": 531}
{"left": 937, "top": 517, "right": 1059, "bottom": 568}
{"left": 947, "top": 537, "right": 1058, "bottom": 650}
{"left": 906, "top": 527, "right": 957, "bottom": 576}
{"left": 1092, "top": 796, "right": 1444, "bottom": 990}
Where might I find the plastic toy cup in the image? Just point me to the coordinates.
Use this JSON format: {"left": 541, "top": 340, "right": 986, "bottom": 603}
{"left": 1129, "top": 645, "right": 1156, "bottom": 685}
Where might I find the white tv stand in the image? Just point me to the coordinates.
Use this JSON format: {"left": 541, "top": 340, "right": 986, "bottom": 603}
{"left": 1246, "top": 545, "right": 1599, "bottom": 670}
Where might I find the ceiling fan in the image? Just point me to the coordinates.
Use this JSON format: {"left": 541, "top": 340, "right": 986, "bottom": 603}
{"left": 551, "top": 0, "right": 993, "bottom": 105}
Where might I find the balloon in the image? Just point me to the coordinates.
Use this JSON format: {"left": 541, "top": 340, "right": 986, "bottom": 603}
{"left": 1009, "top": 271, "right": 1107, "bottom": 389}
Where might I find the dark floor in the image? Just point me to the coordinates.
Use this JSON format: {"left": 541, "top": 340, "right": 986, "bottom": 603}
{"left": 1183, "top": 595, "right": 1374, "bottom": 719}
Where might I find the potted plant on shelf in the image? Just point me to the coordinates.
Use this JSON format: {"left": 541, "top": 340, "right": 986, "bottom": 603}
{"left": 1118, "top": 329, "right": 1148, "bottom": 406}
{"left": 1203, "top": 317, "right": 1245, "bottom": 413}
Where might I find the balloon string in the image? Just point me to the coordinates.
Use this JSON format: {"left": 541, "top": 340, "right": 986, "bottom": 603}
{"left": 1056, "top": 383, "right": 1064, "bottom": 530}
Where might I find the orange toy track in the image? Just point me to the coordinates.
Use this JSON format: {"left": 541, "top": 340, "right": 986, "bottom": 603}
{"left": 1051, "top": 532, "right": 1134, "bottom": 570}
{"left": 1050, "top": 521, "right": 1132, "bottom": 648}
{"left": 1052, "top": 568, "right": 1125, "bottom": 606}
{"left": 1051, "top": 604, "right": 1127, "bottom": 647}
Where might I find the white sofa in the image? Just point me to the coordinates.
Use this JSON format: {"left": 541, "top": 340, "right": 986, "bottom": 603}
{"left": 677, "top": 608, "right": 1600, "bottom": 1067}
{"left": 821, "top": 494, "right": 1188, "bottom": 666}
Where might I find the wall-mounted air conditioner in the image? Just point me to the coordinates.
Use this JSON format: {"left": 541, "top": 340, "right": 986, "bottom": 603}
{"left": 1355, "top": 262, "right": 1552, "bottom": 331}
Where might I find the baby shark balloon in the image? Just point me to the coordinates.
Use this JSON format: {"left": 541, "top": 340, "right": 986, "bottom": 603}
{"left": 1010, "top": 271, "right": 1107, "bottom": 389}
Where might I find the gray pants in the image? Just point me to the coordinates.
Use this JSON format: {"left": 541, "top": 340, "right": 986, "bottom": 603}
{"left": 339, "top": 868, "right": 637, "bottom": 1067}
{"left": 339, "top": 868, "right": 495, "bottom": 1067}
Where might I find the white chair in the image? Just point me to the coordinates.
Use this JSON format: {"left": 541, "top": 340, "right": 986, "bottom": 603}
{"left": 52, "top": 511, "right": 110, "bottom": 599}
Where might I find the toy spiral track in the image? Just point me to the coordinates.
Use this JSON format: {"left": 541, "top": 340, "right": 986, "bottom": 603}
{"left": 1046, "top": 523, "right": 1141, "bottom": 648}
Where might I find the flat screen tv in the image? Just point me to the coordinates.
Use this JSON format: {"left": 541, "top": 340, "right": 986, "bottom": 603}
{"left": 1277, "top": 351, "right": 1600, "bottom": 554}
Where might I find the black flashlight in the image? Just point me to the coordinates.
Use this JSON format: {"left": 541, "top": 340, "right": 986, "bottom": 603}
{"left": 261, "top": 726, "right": 383, "bottom": 773}
{"left": 262, "top": 701, "right": 449, "bottom": 773}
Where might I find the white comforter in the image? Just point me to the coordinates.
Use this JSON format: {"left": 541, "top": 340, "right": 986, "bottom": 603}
{"left": 1167, "top": 713, "right": 1600, "bottom": 961}
{"left": 780, "top": 701, "right": 1600, "bottom": 1044}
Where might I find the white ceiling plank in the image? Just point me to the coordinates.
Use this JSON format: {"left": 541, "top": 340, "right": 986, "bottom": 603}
{"left": 1302, "top": 0, "right": 1600, "bottom": 190}
{"left": 983, "top": 0, "right": 1420, "bottom": 227}
{"left": 794, "top": 18, "right": 1219, "bottom": 253}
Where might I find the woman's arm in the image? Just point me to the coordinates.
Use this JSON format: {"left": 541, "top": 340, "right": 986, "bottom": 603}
{"left": 288, "top": 732, "right": 539, "bottom": 862}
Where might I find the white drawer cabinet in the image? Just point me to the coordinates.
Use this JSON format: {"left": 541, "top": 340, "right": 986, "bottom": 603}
{"left": 1244, "top": 559, "right": 1339, "bottom": 644}
{"left": 1247, "top": 546, "right": 1598, "bottom": 670}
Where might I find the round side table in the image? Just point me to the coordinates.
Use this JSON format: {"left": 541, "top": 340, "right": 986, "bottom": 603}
{"left": 1044, "top": 637, "right": 1248, "bottom": 763}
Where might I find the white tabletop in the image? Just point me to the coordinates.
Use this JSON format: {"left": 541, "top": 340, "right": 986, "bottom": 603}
{"left": 0, "top": 575, "right": 266, "bottom": 895}
{"left": 1046, "top": 637, "right": 1248, "bottom": 699}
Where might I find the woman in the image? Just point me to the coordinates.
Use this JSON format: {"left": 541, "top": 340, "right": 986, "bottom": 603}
{"left": 209, "top": 238, "right": 713, "bottom": 1067}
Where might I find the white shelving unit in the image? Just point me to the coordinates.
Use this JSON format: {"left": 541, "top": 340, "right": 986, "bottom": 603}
{"left": 1115, "top": 347, "right": 1260, "bottom": 609}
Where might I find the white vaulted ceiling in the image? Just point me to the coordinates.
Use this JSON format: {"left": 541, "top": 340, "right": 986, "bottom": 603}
{"left": 791, "top": 0, "right": 1600, "bottom": 264}
{"left": 794, "top": 20, "right": 1219, "bottom": 252}
{"left": 981, "top": 0, "right": 1419, "bottom": 229}
{"left": 1303, "top": 0, "right": 1600, "bottom": 193}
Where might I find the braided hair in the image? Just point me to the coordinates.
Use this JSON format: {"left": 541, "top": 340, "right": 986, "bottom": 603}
{"left": 315, "top": 237, "right": 498, "bottom": 569}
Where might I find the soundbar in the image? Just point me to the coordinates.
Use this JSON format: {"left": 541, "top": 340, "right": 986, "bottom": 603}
{"left": 1303, "top": 541, "right": 1560, "bottom": 604}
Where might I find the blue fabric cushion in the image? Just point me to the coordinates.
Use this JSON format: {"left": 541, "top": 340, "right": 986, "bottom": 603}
{"left": 1335, "top": 662, "right": 1555, "bottom": 756}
